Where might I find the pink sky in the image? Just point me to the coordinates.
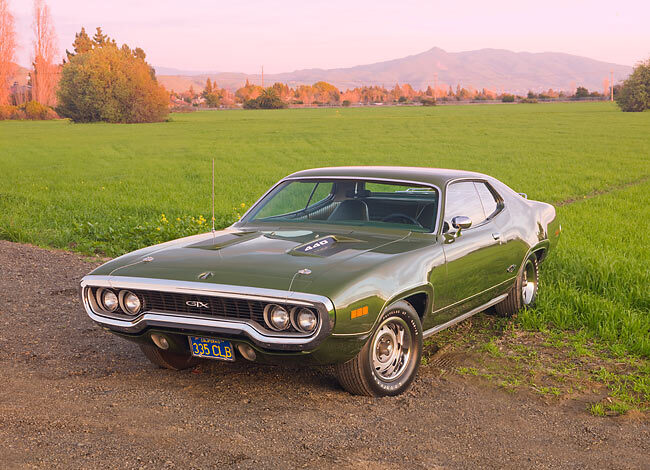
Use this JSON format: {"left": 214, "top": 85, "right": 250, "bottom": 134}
{"left": 10, "top": 0, "right": 649, "bottom": 73}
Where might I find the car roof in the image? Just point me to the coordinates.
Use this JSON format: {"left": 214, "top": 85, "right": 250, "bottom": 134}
{"left": 286, "top": 166, "right": 489, "bottom": 189}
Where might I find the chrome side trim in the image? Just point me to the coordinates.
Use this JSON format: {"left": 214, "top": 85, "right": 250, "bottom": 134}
{"left": 430, "top": 277, "right": 515, "bottom": 315}
{"left": 422, "top": 294, "right": 507, "bottom": 338}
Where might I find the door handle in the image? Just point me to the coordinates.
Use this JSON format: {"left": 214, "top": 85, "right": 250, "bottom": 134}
{"left": 492, "top": 232, "right": 501, "bottom": 241}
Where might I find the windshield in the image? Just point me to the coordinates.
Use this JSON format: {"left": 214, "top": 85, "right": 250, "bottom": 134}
{"left": 240, "top": 178, "right": 439, "bottom": 232}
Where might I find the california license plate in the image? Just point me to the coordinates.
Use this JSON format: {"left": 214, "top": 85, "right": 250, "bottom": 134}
{"left": 188, "top": 336, "right": 235, "bottom": 361}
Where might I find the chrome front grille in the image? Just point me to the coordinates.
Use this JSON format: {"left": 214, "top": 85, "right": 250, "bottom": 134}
{"left": 135, "top": 289, "right": 267, "bottom": 323}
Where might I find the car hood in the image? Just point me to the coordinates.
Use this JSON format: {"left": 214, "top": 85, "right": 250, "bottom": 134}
{"left": 90, "top": 228, "right": 418, "bottom": 292}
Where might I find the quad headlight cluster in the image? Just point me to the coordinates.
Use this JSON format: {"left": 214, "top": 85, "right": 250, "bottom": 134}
{"left": 95, "top": 288, "right": 143, "bottom": 315}
{"left": 263, "top": 304, "right": 319, "bottom": 334}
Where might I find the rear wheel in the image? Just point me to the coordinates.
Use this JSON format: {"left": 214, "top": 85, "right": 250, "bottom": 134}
{"left": 139, "top": 343, "right": 199, "bottom": 370}
{"left": 335, "top": 301, "right": 423, "bottom": 397}
{"left": 495, "top": 254, "right": 539, "bottom": 316}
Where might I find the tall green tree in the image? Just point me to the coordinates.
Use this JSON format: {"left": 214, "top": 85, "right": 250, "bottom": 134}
{"left": 57, "top": 30, "right": 169, "bottom": 123}
{"left": 202, "top": 79, "right": 220, "bottom": 107}
{"left": 243, "top": 87, "right": 286, "bottom": 109}
{"left": 92, "top": 27, "right": 109, "bottom": 46}
{"left": 574, "top": 86, "right": 590, "bottom": 98}
{"left": 616, "top": 58, "right": 650, "bottom": 112}
{"left": 65, "top": 27, "right": 92, "bottom": 61}
{"left": 313, "top": 81, "right": 340, "bottom": 103}
{"left": 204, "top": 78, "right": 213, "bottom": 94}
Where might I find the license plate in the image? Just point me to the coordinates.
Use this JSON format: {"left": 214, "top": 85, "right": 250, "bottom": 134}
{"left": 188, "top": 336, "right": 235, "bottom": 361}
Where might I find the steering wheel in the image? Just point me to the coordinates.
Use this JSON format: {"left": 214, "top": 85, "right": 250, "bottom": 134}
{"left": 381, "top": 213, "right": 423, "bottom": 228}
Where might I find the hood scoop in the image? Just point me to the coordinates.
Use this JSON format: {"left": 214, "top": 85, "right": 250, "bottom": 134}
{"left": 188, "top": 231, "right": 261, "bottom": 250}
{"left": 291, "top": 235, "right": 363, "bottom": 257}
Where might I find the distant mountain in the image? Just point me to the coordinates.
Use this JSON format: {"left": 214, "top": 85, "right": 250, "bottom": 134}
{"left": 157, "top": 47, "right": 632, "bottom": 94}
{"left": 154, "top": 66, "right": 220, "bottom": 76}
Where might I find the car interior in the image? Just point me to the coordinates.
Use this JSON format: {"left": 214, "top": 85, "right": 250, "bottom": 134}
{"left": 249, "top": 180, "right": 439, "bottom": 232}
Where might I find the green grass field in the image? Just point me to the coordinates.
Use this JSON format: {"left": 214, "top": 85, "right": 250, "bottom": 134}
{"left": 1, "top": 102, "right": 649, "bottom": 358}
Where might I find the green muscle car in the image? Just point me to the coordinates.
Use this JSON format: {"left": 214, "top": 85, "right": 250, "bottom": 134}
{"left": 81, "top": 166, "right": 560, "bottom": 396}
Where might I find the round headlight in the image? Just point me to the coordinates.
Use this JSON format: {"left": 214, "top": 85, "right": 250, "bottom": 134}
{"left": 265, "top": 304, "right": 290, "bottom": 331}
{"left": 122, "top": 291, "right": 142, "bottom": 315}
{"left": 101, "top": 289, "right": 119, "bottom": 312}
{"left": 292, "top": 308, "right": 318, "bottom": 333}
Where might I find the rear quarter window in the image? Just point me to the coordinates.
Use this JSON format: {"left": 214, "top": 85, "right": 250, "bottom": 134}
{"left": 475, "top": 182, "right": 499, "bottom": 218}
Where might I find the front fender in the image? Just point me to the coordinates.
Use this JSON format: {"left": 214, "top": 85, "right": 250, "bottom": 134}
{"left": 330, "top": 282, "right": 433, "bottom": 337}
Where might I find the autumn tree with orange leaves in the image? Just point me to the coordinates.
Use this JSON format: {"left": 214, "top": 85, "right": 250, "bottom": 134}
{"left": 0, "top": 0, "right": 17, "bottom": 105}
{"left": 32, "top": 0, "right": 59, "bottom": 106}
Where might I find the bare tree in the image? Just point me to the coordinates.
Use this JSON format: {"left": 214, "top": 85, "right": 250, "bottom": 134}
{"left": 0, "top": 0, "right": 17, "bottom": 105}
{"left": 32, "top": 0, "right": 58, "bottom": 105}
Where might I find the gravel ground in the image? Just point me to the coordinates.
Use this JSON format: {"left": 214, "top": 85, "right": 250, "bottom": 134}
{"left": 0, "top": 240, "right": 648, "bottom": 469}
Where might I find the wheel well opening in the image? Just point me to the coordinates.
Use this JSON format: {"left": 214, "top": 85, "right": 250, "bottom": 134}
{"left": 403, "top": 292, "right": 428, "bottom": 320}
{"left": 533, "top": 248, "right": 547, "bottom": 263}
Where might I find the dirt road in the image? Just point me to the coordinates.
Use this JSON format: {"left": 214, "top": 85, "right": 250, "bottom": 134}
{"left": 0, "top": 240, "right": 647, "bottom": 469}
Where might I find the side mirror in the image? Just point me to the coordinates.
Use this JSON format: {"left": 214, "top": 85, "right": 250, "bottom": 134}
{"left": 451, "top": 215, "right": 472, "bottom": 235}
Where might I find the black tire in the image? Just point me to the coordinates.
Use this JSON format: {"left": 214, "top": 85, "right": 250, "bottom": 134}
{"left": 495, "top": 254, "right": 539, "bottom": 317}
{"left": 139, "top": 343, "right": 199, "bottom": 370}
{"left": 334, "top": 300, "right": 423, "bottom": 397}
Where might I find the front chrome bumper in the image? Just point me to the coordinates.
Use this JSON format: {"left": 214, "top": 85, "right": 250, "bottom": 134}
{"left": 80, "top": 275, "right": 335, "bottom": 351}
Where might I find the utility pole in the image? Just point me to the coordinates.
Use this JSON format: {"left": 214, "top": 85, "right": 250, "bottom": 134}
{"left": 261, "top": 65, "right": 264, "bottom": 88}
{"left": 610, "top": 70, "right": 614, "bottom": 102}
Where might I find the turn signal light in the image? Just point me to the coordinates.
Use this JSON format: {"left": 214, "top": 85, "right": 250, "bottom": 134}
{"left": 351, "top": 306, "right": 369, "bottom": 319}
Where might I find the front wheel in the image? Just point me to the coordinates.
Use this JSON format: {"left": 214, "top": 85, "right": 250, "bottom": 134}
{"left": 495, "top": 254, "right": 539, "bottom": 316}
{"left": 334, "top": 301, "right": 423, "bottom": 397}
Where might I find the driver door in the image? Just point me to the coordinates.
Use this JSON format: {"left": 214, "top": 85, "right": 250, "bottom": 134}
{"left": 431, "top": 181, "right": 505, "bottom": 325}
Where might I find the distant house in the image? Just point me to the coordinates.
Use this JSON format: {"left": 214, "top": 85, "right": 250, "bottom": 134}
{"left": 10, "top": 82, "right": 31, "bottom": 105}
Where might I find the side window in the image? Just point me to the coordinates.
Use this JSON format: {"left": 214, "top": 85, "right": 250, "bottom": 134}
{"left": 445, "top": 182, "right": 486, "bottom": 228}
{"left": 474, "top": 182, "right": 499, "bottom": 218}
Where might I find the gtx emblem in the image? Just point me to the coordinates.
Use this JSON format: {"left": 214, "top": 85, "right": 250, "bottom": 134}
{"left": 186, "top": 300, "right": 209, "bottom": 308}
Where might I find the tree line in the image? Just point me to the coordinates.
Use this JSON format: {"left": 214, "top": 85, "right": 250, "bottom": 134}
{"left": 172, "top": 79, "right": 612, "bottom": 110}
{"left": 0, "top": 0, "right": 167, "bottom": 122}
{"left": 0, "top": 0, "right": 60, "bottom": 119}
{"left": 1, "top": 0, "right": 649, "bottom": 122}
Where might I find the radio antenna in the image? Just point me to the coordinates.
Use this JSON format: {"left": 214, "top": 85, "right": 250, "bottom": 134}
{"left": 211, "top": 158, "right": 216, "bottom": 234}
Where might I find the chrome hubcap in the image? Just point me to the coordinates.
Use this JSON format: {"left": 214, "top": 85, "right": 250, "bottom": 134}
{"left": 371, "top": 317, "right": 412, "bottom": 382}
{"left": 521, "top": 259, "right": 538, "bottom": 305}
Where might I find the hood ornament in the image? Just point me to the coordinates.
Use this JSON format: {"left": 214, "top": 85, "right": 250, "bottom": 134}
{"left": 297, "top": 268, "right": 312, "bottom": 275}
{"left": 198, "top": 271, "right": 214, "bottom": 280}
{"left": 142, "top": 256, "right": 154, "bottom": 262}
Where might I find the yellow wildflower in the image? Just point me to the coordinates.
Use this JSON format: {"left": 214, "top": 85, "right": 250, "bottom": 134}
{"left": 240, "top": 203, "right": 246, "bottom": 208}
